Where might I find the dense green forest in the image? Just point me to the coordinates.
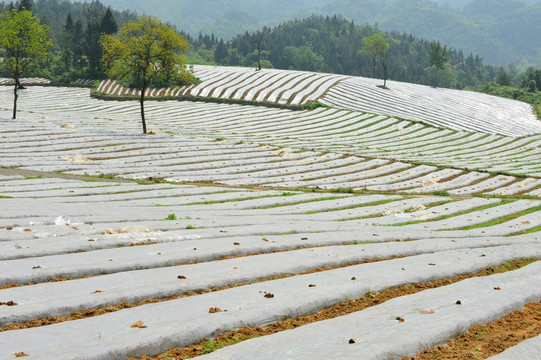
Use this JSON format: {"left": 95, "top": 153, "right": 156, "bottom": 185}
{"left": 0, "top": 0, "right": 136, "bottom": 79}
{"left": 186, "top": 15, "right": 502, "bottom": 90}
{"left": 0, "top": 0, "right": 136, "bottom": 48}
{"left": 93, "top": 0, "right": 541, "bottom": 67}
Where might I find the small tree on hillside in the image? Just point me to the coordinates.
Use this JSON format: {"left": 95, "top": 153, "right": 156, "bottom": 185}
{"left": 250, "top": 30, "right": 265, "bottom": 71}
{"left": 100, "top": 15, "right": 192, "bottom": 134}
{"left": 359, "top": 33, "right": 389, "bottom": 88}
{"left": 428, "top": 40, "right": 449, "bottom": 88}
{"left": 0, "top": 9, "right": 52, "bottom": 119}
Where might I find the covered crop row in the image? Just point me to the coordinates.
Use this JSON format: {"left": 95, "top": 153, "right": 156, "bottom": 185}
{"left": 321, "top": 76, "right": 541, "bottom": 137}
{"left": 2, "top": 86, "right": 541, "bottom": 179}
{"left": 0, "top": 109, "right": 540, "bottom": 196}
{"left": 96, "top": 65, "right": 348, "bottom": 106}
{"left": 2, "top": 170, "right": 541, "bottom": 359}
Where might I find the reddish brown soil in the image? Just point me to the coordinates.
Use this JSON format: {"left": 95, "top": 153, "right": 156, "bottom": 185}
{"left": 128, "top": 259, "right": 539, "bottom": 360}
{"left": 406, "top": 301, "right": 541, "bottom": 359}
{"left": 0, "top": 257, "right": 400, "bottom": 332}
{"left": 0, "top": 283, "right": 21, "bottom": 290}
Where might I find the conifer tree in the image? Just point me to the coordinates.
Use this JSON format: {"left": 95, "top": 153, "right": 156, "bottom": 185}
{"left": 428, "top": 40, "right": 449, "bottom": 88}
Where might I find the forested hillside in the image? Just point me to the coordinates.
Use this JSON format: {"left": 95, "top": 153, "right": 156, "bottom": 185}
{"left": 190, "top": 16, "right": 502, "bottom": 90}
{"left": 0, "top": 0, "right": 137, "bottom": 79}
{"left": 430, "top": 0, "right": 541, "bottom": 8}
{"left": 0, "top": 0, "right": 136, "bottom": 48}
{"left": 93, "top": 0, "right": 541, "bottom": 66}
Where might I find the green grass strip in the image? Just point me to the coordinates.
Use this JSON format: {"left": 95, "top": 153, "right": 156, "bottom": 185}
{"left": 506, "top": 224, "right": 541, "bottom": 237}
{"left": 456, "top": 204, "right": 541, "bottom": 231}
{"left": 391, "top": 200, "right": 511, "bottom": 226}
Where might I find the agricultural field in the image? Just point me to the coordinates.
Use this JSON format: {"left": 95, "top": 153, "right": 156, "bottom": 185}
{"left": 1, "top": 67, "right": 541, "bottom": 360}
{"left": 97, "top": 65, "right": 349, "bottom": 107}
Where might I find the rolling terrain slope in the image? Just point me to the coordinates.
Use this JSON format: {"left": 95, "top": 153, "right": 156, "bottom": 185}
{"left": 1, "top": 67, "right": 541, "bottom": 359}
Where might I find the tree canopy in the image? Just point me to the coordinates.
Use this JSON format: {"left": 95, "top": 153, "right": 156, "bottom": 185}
{"left": 100, "top": 15, "right": 192, "bottom": 134}
{"left": 359, "top": 33, "right": 389, "bottom": 87}
{"left": 428, "top": 40, "right": 449, "bottom": 87}
{"left": 0, "top": 8, "right": 52, "bottom": 119}
{"left": 203, "top": 15, "right": 500, "bottom": 90}
{"left": 89, "top": 0, "right": 541, "bottom": 66}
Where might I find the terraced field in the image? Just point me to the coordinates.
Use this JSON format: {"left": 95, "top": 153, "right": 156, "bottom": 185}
{"left": 0, "top": 78, "right": 52, "bottom": 86}
{"left": 2, "top": 68, "right": 541, "bottom": 360}
{"left": 96, "top": 65, "right": 541, "bottom": 137}
{"left": 97, "top": 65, "right": 349, "bottom": 106}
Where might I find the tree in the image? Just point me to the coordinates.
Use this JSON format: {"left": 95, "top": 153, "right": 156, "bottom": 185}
{"left": 496, "top": 71, "right": 511, "bottom": 86}
{"left": 16, "top": 0, "right": 32, "bottom": 12}
{"left": 250, "top": 30, "right": 265, "bottom": 71}
{"left": 0, "top": 9, "right": 52, "bottom": 119}
{"left": 100, "top": 7, "right": 118, "bottom": 35}
{"left": 283, "top": 46, "right": 325, "bottom": 72}
{"left": 520, "top": 67, "right": 541, "bottom": 92}
{"left": 428, "top": 40, "right": 449, "bottom": 88}
{"left": 60, "top": 12, "right": 75, "bottom": 70}
{"left": 100, "top": 15, "right": 191, "bottom": 134}
{"left": 359, "top": 33, "right": 389, "bottom": 88}
{"left": 85, "top": 7, "right": 104, "bottom": 76}
{"left": 214, "top": 39, "right": 227, "bottom": 64}
{"left": 85, "top": 7, "right": 117, "bottom": 77}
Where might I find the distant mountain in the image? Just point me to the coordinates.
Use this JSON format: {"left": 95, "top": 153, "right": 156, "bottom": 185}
{"left": 431, "top": 0, "right": 541, "bottom": 7}
{"left": 86, "top": 0, "right": 541, "bottom": 66}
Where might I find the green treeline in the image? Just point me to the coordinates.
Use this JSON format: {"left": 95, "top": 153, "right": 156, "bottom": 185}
{"left": 187, "top": 15, "right": 501, "bottom": 90}
{"left": 474, "top": 67, "right": 541, "bottom": 116}
{"left": 0, "top": 0, "right": 136, "bottom": 80}
{"left": 92, "top": 0, "right": 541, "bottom": 66}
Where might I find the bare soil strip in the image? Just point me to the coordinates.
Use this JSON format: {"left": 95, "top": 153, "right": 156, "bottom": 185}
{"left": 126, "top": 258, "right": 538, "bottom": 360}
{"left": 405, "top": 301, "right": 541, "bottom": 360}
{"left": 0, "top": 256, "right": 402, "bottom": 332}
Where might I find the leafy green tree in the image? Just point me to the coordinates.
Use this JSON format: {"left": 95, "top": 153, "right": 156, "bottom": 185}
{"left": 0, "top": 9, "right": 52, "bottom": 119}
{"left": 100, "top": 15, "right": 192, "bottom": 134}
{"left": 359, "top": 33, "right": 389, "bottom": 87}
{"left": 496, "top": 71, "right": 511, "bottom": 86}
{"left": 283, "top": 46, "right": 325, "bottom": 72}
{"left": 428, "top": 40, "right": 449, "bottom": 88}
{"left": 520, "top": 67, "right": 541, "bottom": 92}
{"left": 226, "top": 48, "right": 241, "bottom": 66}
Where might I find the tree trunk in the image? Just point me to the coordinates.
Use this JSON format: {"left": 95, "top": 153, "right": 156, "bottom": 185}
{"left": 12, "top": 78, "right": 18, "bottom": 120}
{"left": 383, "top": 64, "right": 387, "bottom": 88}
{"left": 434, "top": 68, "right": 439, "bottom": 88}
{"left": 140, "top": 86, "right": 147, "bottom": 134}
{"left": 372, "top": 56, "right": 376, "bottom": 78}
